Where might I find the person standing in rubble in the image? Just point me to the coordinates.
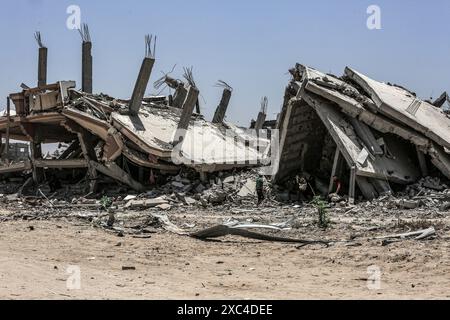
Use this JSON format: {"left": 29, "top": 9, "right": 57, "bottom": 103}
{"left": 256, "top": 174, "right": 265, "bottom": 206}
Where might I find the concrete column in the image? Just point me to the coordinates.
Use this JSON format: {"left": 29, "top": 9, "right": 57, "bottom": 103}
{"left": 5, "top": 97, "right": 10, "bottom": 163}
{"left": 173, "top": 86, "right": 199, "bottom": 145}
{"left": 172, "top": 85, "right": 187, "bottom": 109}
{"left": 349, "top": 165, "right": 357, "bottom": 205}
{"left": 212, "top": 88, "right": 232, "bottom": 123}
{"left": 254, "top": 111, "right": 267, "bottom": 130}
{"left": 31, "top": 141, "right": 44, "bottom": 184}
{"left": 38, "top": 47, "right": 47, "bottom": 87}
{"left": 82, "top": 41, "right": 93, "bottom": 93}
{"left": 416, "top": 146, "right": 428, "bottom": 177}
{"left": 129, "top": 57, "right": 155, "bottom": 116}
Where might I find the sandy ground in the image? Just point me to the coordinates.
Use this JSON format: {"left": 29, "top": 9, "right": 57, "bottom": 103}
{"left": 1, "top": 208, "right": 450, "bottom": 300}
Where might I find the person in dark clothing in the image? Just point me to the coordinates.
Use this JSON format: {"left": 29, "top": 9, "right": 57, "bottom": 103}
{"left": 256, "top": 175, "right": 265, "bottom": 206}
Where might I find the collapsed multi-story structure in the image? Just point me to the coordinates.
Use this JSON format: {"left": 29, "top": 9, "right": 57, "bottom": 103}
{"left": 0, "top": 30, "right": 269, "bottom": 193}
{"left": 274, "top": 63, "right": 450, "bottom": 203}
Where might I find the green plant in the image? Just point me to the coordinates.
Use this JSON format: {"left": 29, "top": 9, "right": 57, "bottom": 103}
{"left": 100, "top": 196, "right": 113, "bottom": 211}
{"left": 312, "top": 196, "right": 329, "bottom": 229}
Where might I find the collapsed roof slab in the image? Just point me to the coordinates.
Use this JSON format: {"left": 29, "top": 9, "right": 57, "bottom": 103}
{"left": 301, "top": 92, "right": 419, "bottom": 184}
{"left": 345, "top": 67, "right": 450, "bottom": 151}
{"left": 299, "top": 66, "right": 430, "bottom": 149}
{"left": 111, "top": 107, "right": 267, "bottom": 172}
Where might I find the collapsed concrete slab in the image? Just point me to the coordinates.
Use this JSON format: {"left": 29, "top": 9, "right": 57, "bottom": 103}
{"left": 345, "top": 67, "right": 450, "bottom": 151}
{"left": 274, "top": 63, "right": 450, "bottom": 201}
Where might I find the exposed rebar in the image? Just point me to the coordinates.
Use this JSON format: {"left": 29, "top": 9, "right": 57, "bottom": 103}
{"left": 215, "top": 80, "right": 233, "bottom": 92}
{"left": 154, "top": 64, "right": 178, "bottom": 90}
{"left": 34, "top": 31, "right": 45, "bottom": 48}
{"left": 183, "top": 66, "right": 197, "bottom": 88}
{"left": 78, "top": 23, "right": 91, "bottom": 43}
{"left": 145, "top": 34, "right": 156, "bottom": 59}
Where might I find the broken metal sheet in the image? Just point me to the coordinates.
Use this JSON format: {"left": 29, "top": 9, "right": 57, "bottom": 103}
{"left": 345, "top": 67, "right": 450, "bottom": 150}
{"left": 150, "top": 213, "right": 190, "bottom": 236}
{"left": 191, "top": 224, "right": 330, "bottom": 246}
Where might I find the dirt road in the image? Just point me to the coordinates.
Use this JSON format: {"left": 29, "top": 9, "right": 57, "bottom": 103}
{"left": 1, "top": 217, "right": 449, "bottom": 300}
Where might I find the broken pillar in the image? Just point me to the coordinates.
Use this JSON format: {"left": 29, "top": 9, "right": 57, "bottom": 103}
{"left": 254, "top": 111, "right": 267, "bottom": 130}
{"left": 328, "top": 149, "right": 344, "bottom": 194}
{"left": 31, "top": 142, "right": 44, "bottom": 184}
{"left": 173, "top": 85, "right": 188, "bottom": 109}
{"left": 129, "top": 35, "right": 156, "bottom": 116}
{"left": 80, "top": 24, "right": 93, "bottom": 93}
{"left": 82, "top": 41, "right": 93, "bottom": 93}
{"left": 4, "top": 97, "right": 11, "bottom": 163}
{"left": 35, "top": 32, "right": 47, "bottom": 88}
{"left": 255, "top": 96, "right": 268, "bottom": 130}
{"left": 172, "top": 86, "right": 200, "bottom": 145}
{"left": 129, "top": 57, "right": 155, "bottom": 115}
{"left": 349, "top": 165, "right": 357, "bottom": 205}
{"left": 212, "top": 88, "right": 232, "bottom": 124}
{"left": 433, "top": 92, "right": 448, "bottom": 108}
{"left": 416, "top": 146, "right": 428, "bottom": 177}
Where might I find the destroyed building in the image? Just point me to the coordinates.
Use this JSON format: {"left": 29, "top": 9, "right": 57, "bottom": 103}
{"left": 0, "top": 31, "right": 269, "bottom": 194}
{"left": 274, "top": 63, "right": 450, "bottom": 203}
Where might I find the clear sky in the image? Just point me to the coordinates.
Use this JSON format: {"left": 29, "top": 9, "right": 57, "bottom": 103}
{"left": 1, "top": 0, "right": 450, "bottom": 125}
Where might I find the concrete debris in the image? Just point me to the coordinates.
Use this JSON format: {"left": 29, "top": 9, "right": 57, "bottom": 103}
{"left": 124, "top": 198, "right": 168, "bottom": 210}
{"left": 274, "top": 63, "right": 450, "bottom": 203}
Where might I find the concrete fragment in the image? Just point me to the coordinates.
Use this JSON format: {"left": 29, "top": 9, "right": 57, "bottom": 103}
{"left": 238, "top": 179, "right": 256, "bottom": 197}
{"left": 124, "top": 198, "right": 168, "bottom": 209}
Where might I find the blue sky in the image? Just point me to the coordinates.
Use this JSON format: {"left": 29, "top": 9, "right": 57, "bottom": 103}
{"left": 1, "top": 0, "right": 450, "bottom": 125}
